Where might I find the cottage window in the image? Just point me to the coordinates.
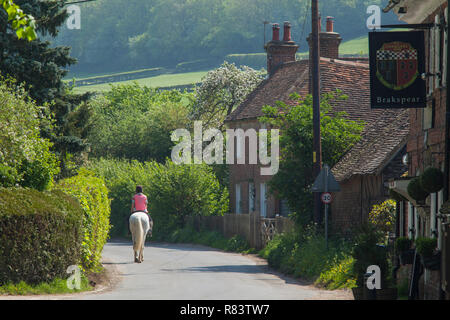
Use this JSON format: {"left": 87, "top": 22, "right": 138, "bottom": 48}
{"left": 235, "top": 183, "right": 241, "bottom": 214}
{"left": 260, "top": 183, "right": 267, "bottom": 217}
{"left": 248, "top": 182, "right": 255, "bottom": 212}
{"left": 443, "top": 8, "right": 448, "bottom": 86}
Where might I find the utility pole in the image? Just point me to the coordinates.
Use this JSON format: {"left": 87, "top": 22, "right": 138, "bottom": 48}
{"left": 311, "top": 0, "right": 322, "bottom": 224}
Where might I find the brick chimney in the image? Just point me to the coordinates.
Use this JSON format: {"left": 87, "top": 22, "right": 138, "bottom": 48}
{"left": 307, "top": 16, "right": 342, "bottom": 60}
{"left": 265, "top": 22, "right": 299, "bottom": 76}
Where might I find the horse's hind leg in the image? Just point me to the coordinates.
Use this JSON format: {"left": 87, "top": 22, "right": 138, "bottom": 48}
{"left": 134, "top": 250, "right": 139, "bottom": 263}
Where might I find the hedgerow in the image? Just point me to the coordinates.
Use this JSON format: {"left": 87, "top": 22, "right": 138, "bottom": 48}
{"left": 0, "top": 188, "right": 83, "bottom": 285}
{"left": 87, "top": 158, "right": 228, "bottom": 238}
{"left": 56, "top": 168, "right": 111, "bottom": 271}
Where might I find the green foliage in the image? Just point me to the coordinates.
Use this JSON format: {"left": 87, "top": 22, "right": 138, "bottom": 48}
{"left": 87, "top": 158, "right": 228, "bottom": 238}
{"left": 407, "top": 177, "right": 429, "bottom": 202}
{"left": 190, "top": 62, "right": 264, "bottom": 128}
{"left": 56, "top": 169, "right": 111, "bottom": 271}
{"left": 315, "top": 255, "right": 356, "bottom": 290}
{"left": 259, "top": 225, "right": 354, "bottom": 284}
{"left": 1, "top": 0, "right": 36, "bottom": 40}
{"left": 415, "top": 237, "right": 437, "bottom": 258}
{"left": 351, "top": 224, "right": 390, "bottom": 288}
{"left": 395, "top": 237, "right": 412, "bottom": 253}
{"left": 162, "top": 224, "right": 253, "bottom": 253}
{"left": 368, "top": 200, "right": 396, "bottom": 234}
{"left": 0, "top": 79, "right": 59, "bottom": 191}
{"left": 0, "top": 275, "right": 91, "bottom": 295}
{"left": 54, "top": 0, "right": 397, "bottom": 73}
{"left": 420, "top": 167, "right": 444, "bottom": 193}
{"left": 87, "top": 83, "right": 192, "bottom": 162}
{"left": 260, "top": 91, "right": 364, "bottom": 225}
{"left": 0, "top": 188, "right": 83, "bottom": 285}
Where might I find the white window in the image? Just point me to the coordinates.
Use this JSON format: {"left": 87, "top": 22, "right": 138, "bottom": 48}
{"left": 434, "top": 14, "right": 441, "bottom": 89}
{"left": 248, "top": 182, "right": 255, "bottom": 212}
{"left": 444, "top": 8, "right": 448, "bottom": 86}
{"left": 235, "top": 184, "right": 241, "bottom": 214}
{"left": 260, "top": 183, "right": 267, "bottom": 217}
{"left": 408, "top": 202, "right": 414, "bottom": 239}
{"left": 430, "top": 193, "right": 437, "bottom": 238}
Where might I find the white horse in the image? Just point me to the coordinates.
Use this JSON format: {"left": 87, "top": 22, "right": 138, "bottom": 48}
{"left": 129, "top": 211, "right": 153, "bottom": 263}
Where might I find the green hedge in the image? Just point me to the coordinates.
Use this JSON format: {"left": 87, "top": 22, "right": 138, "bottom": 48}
{"left": 56, "top": 169, "right": 111, "bottom": 271}
{"left": 0, "top": 188, "right": 83, "bottom": 285}
{"left": 87, "top": 158, "right": 228, "bottom": 238}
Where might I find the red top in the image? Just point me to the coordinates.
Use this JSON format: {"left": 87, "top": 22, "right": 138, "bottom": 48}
{"left": 133, "top": 193, "right": 147, "bottom": 212}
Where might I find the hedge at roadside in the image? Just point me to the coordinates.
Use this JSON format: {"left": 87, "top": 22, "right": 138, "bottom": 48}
{"left": 56, "top": 168, "right": 111, "bottom": 272}
{"left": 0, "top": 188, "right": 83, "bottom": 285}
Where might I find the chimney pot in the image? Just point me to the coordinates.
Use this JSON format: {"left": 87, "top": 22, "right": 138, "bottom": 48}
{"left": 283, "top": 21, "right": 292, "bottom": 42}
{"left": 272, "top": 23, "right": 280, "bottom": 41}
{"left": 326, "top": 16, "right": 334, "bottom": 33}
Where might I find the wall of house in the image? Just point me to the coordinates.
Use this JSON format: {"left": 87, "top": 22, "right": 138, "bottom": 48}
{"left": 227, "top": 119, "right": 280, "bottom": 218}
{"left": 330, "top": 174, "right": 386, "bottom": 236}
{"left": 403, "top": 2, "right": 448, "bottom": 300}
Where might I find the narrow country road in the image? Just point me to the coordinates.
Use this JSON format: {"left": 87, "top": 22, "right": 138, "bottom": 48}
{"left": 72, "top": 241, "right": 352, "bottom": 300}
{"left": 0, "top": 240, "right": 353, "bottom": 300}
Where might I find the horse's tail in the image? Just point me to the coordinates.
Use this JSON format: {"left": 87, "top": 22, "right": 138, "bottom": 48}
{"left": 130, "top": 214, "right": 144, "bottom": 252}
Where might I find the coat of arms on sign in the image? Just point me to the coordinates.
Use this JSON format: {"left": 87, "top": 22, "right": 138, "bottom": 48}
{"left": 376, "top": 41, "right": 419, "bottom": 91}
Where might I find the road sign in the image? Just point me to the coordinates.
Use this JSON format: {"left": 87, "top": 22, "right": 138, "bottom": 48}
{"left": 321, "top": 192, "right": 332, "bottom": 204}
{"left": 311, "top": 164, "right": 341, "bottom": 192}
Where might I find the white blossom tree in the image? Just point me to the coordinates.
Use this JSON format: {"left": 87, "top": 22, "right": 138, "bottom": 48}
{"left": 190, "top": 62, "right": 264, "bottom": 129}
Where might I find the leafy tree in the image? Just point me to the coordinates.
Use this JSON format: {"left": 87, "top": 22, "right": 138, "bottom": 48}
{"left": 259, "top": 91, "right": 364, "bottom": 225}
{"left": 0, "top": 78, "right": 59, "bottom": 190}
{"left": 190, "top": 62, "right": 264, "bottom": 129}
{"left": 1, "top": 0, "right": 36, "bottom": 40}
{"left": 88, "top": 83, "right": 192, "bottom": 162}
{"left": 54, "top": 0, "right": 399, "bottom": 74}
{"left": 0, "top": 0, "right": 92, "bottom": 178}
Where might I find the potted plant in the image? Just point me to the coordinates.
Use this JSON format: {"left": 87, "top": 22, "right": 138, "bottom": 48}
{"left": 351, "top": 225, "right": 397, "bottom": 300}
{"left": 395, "top": 237, "right": 414, "bottom": 265}
{"left": 420, "top": 167, "right": 444, "bottom": 194}
{"left": 407, "top": 177, "right": 429, "bottom": 205}
{"left": 415, "top": 237, "right": 440, "bottom": 271}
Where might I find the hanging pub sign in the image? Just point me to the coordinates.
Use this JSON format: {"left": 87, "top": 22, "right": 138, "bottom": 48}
{"left": 369, "top": 31, "right": 426, "bottom": 109}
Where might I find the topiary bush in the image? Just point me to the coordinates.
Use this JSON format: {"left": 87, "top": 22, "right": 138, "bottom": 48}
{"left": 395, "top": 237, "right": 412, "bottom": 253}
{"left": 56, "top": 168, "right": 111, "bottom": 272}
{"left": 415, "top": 237, "right": 437, "bottom": 258}
{"left": 0, "top": 188, "right": 83, "bottom": 285}
{"left": 407, "top": 177, "right": 429, "bottom": 202}
{"left": 420, "top": 167, "right": 444, "bottom": 193}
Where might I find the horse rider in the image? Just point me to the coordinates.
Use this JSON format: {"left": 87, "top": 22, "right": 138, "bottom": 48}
{"left": 127, "top": 185, "right": 151, "bottom": 235}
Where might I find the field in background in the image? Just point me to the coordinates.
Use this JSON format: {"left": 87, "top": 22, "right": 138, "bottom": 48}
{"left": 69, "top": 35, "right": 369, "bottom": 94}
{"left": 72, "top": 71, "right": 209, "bottom": 94}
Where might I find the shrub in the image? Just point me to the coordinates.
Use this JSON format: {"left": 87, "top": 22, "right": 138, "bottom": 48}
{"left": 415, "top": 237, "right": 437, "bottom": 258}
{"left": 351, "top": 224, "right": 390, "bottom": 288}
{"left": 259, "top": 225, "right": 353, "bottom": 284}
{"left": 395, "top": 237, "right": 412, "bottom": 253}
{"left": 407, "top": 177, "right": 429, "bottom": 202}
{"left": 315, "top": 255, "right": 356, "bottom": 290}
{"left": 87, "top": 158, "right": 228, "bottom": 238}
{"left": 368, "top": 200, "right": 396, "bottom": 234}
{"left": 0, "top": 78, "right": 59, "bottom": 191}
{"left": 0, "top": 188, "right": 83, "bottom": 285}
{"left": 420, "top": 167, "right": 444, "bottom": 193}
{"left": 56, "top": 169, "right": 111, "bottom": 271}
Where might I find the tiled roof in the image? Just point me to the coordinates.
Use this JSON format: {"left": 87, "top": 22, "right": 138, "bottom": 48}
{"left": 331, "top": 108, "right": 410, "bottom": 182}
{"left": 225, "top": 56, "right": 410, "bottom": 182}
{"left": 226, "top": 57, "right": 378, "bottom": 123}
